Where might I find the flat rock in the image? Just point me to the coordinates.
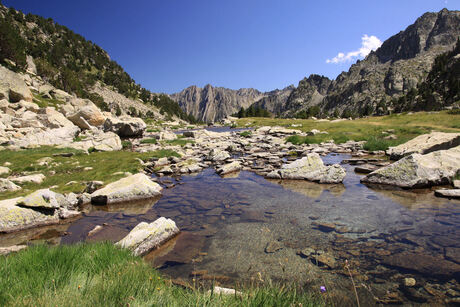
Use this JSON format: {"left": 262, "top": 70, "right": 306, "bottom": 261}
{"left": 116, "top": 217, "right": 179, "bottom": 256}
{"left": 434, "top": 189, "right": 460, "bottom": 199}
{"left": 0, "top": 245, "right": 27, "bottom": 255}
{"left": 16, "top": 189, "right": 69, "bottom": 209}
{"left": 90, "top": 173, "right": 162, "bottom": 205}
{"left": 206, "top": 148, "right": 230, "bottom": 162}
{"left": 387, "top": 132, "right": 460, "bottom": 160}
{"left": 216, "top": 161, "right": 242, "bottom": 175}
{"left": 362, "top": 146, "right": 460, "bottom": 188}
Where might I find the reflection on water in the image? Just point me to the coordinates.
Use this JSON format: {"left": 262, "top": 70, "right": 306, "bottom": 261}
{"left": 2, "top": 153, "right": 459, "bottom": 305}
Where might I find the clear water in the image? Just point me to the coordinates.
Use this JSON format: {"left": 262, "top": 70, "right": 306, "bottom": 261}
{"left": 2, "top": 153, "right": 459, "bottom": 305}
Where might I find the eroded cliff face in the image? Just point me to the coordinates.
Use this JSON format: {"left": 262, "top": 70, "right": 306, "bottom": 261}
{"left": 282, "top": 9, "right": 460, "bottom": 116}
{"left": 170, "top": 85, "right": 266, "bottom": 122}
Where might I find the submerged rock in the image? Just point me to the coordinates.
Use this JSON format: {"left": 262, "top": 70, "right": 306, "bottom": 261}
{"left": 90, "top": 173, "right": 162, "bottom": 205}
{"left": 387, "top": 132, "right": 460, "bottom": 160}
{"left": 116, "top": 217, "right": 179, "bottom": 256}
{"left": 362, "top": 146, "right": 460, "bottom": 188}
{"left": 266, "top": 154, "right": 346, "bottom": 183}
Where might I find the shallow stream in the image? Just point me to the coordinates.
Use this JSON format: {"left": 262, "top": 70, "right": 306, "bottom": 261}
{"left": 1, "top": 153, "right": 459, "bottom": 305}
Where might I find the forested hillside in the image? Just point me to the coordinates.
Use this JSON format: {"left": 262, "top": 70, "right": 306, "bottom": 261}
{"left": 0, "top": 4, "right": 196, "bottom": 122}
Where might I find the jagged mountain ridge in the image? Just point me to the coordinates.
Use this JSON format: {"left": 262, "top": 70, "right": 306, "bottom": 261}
{"left": 282, "top": 8, "right": 460, "bottom": 117}
{"left": 170, "top": 84, "right": 294, "bottom": 122}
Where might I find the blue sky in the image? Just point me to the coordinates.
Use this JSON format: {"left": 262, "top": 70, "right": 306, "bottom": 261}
{"left": 5, "top": 0, "right": 459, "bottom": 93}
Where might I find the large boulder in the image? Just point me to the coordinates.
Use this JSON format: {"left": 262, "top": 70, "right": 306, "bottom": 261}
{"left": 266, "top": 154, "right": 346, "bottom": 183}
{"left": 103, "top": 116, "right": 147, "bottom": 137}
{"left": 116, "top": 217, "right": 179, "bottom": 256}
{"left": 362, "top": 146, "right": 460, "bottom": 188}
{"left": 90, "top": 173, "right": 162, "bottom": 205}
{"left": 68, "top": 105, "right": 106, "bottom": 127}
{"left": 158, "top": 130, "right": 177, "bottom": 141}
{"left": 0, "top": 66, "right": 33, "bottom": 102}
{"left": 387, "top": 132, "right": 460, "bottom": 160}
{"left": 0, "top": 197, "right": 59, "bottom": 233}
{"left": 216, "top": 161, "right": 242, "bottom": 175}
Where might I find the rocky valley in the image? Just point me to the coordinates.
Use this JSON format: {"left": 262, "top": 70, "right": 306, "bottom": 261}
{"left": 0, "top": 3, "right": 459, "bottom": 307}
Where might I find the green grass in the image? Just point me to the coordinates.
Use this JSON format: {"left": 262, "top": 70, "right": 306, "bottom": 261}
{"left": 0, "top": 146, "right": 179, "bottom": 200}
{"left": 146, "top": 128, "right": 160, "bottom": 133}
{"left": 239, "top": 111, "right": 460, "bottom": 150}
{"left": 121, "top": 140, "right": 132, "bottom": 149}
{"left": 140, "top": 138, "right": 158, "bottom": 144}
{"left": 238, "top": 131, "right": 252, "bottom": 137}
{"left": 32, "top": 93, "right": 65, "bottom": 109}
{"left": 164, "top": 139, "right": 195, "bottom": 147}
{"left": 0, "top": 243, "right": 324, "bottom": 307}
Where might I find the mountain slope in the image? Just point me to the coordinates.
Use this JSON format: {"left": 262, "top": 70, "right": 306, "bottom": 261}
{"left": 0, "top": 4, "right": 195, "bottom": 122}
{"left": 282, "top": 8, "right": 460, "bottom": 117}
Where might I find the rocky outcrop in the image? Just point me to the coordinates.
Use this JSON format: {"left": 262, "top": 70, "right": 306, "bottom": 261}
{"left": 90, "top": 173, "right": 162, "bottom": 205}
{"left": 362, "top": 146, "right": 460, "bottom": 188}
{"left": 0, "top": 66, "right": 33, "bottom": 102}
{"left": 116, "top": 217, "right": 180, "bottom": 256}
{"left": 250, "top": 86, "right": 295, "bottom": 115}
{"left": 103, "top": 116, "right": 147, "bottom": 137}
{"left": 171, "top": 84, "right": 266, "bottom": 122}
{"left": 387, "top": 132, "right": 460, "bottom": 160}
{"left": 266, "top": 154, "right": 346, "bottom": 183}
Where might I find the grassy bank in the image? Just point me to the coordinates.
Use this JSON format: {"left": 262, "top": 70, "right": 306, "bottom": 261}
{"left": 0, "top": 146, "right": 179, "bottom": 200}
{"left": 0, "top": 243, "right": 323, "bottom": 307}
{"left": 237, "top": 111, "right": 460, "bottom": 151}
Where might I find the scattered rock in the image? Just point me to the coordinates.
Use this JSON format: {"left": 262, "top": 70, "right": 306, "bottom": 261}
{"left": 311, "top": 253, "right": 337, "bottom": 269}
{"left": 16, "top": 189, "right": 68, "bottom": 209}
{"left": 116, "top": 217, "right": 180, "bottom": 256}
{"left": 84, "top": 181, "right": 104, "bottom": 194}
{"left": 206, "top": 148, "right": 230, "bottom": 162}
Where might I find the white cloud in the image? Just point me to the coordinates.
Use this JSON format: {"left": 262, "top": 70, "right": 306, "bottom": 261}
{"left": 326, "top": 35, "right": 382, "bottom": 64}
